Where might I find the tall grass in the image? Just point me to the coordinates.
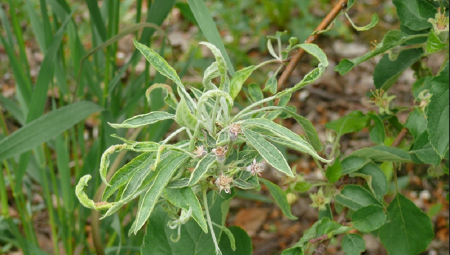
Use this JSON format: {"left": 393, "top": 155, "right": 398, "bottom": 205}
{"left": 0, "top": 0, "right": 196, "bottom": 253}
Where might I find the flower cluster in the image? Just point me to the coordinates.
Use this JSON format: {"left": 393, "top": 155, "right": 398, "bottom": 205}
{"left": 215, "top": 173, "right": 233, "bottom": 194}
{"left": 212, "top": 146, "right": 228, "bottom": 163}
{"left": 247, "top": 159, "right": 264, "bottom": 176}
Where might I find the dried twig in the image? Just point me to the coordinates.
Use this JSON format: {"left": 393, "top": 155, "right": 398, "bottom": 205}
{"left": 277, "top": 0, "right": 349, "bottom": 91}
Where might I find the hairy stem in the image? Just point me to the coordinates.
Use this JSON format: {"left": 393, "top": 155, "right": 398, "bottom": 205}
{"left": 203, "top": 189, "right": 222, "bottom": 255}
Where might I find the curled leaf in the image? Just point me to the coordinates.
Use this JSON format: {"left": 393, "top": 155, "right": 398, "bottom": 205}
{"left": 76, "top": 175, "right": 114, "bottom": 210}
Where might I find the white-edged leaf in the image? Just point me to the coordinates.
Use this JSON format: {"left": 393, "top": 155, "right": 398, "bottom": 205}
{"left": 230, "top": 66, "right": 256, "bottom": 100}
{"left": 176, "top": 98, "right": 198, "bottom": 130}
{"left": 76, "top": 175, "right": 114, "bottom": 211}
{"left": 243, "top": 128, "right": 294, "bottom": 177}
{"left": 242, "top": 118, "right": 330, "bottom": 163}
{"left": 109, "top": 111, "right": 174, "bottom": 129}
{"left": 189, "top": 156, "right": 216, "bottom": 186}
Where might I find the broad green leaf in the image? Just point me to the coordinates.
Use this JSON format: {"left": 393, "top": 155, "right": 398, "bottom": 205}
{"left": 426, "top": 62, "right": 449, "bottom": 158}
{"left": 341, "top": 156, "right": 372, "bottom": 175}
{"left": 335, "top": 185, "right": 382, "bottom": 211}
{"left": 203, "top": 62, "right": 220, "bottom": 90}
{"left": 325, "top": 111, "right": 370, "bottom": 136}
{"left": 102, "top": 153, "right": 153, "bottom": 200}
{"left": 142, "top": 191, "right": 235, "bottom": 254}
{"left": 164, "top": 187, "right": 208, "bottom": 233}
{"left": 345, "top": 13, "right": 379, "bottom": 31}
{"left": 290, "top": 44, "right": 329, "bottom": 67}
{"left": 247, "top": 83, "right": 263, "bottom": 102}
{"left": 412, "top": 76, "right": 433, "bottom": 99}
{"left": 426, "top": 29, "right": 447, "bottom": 53}
{"left": 243, "top": 129, "right": 293, "bottom": 177}
{"left": 294, "top": 182, "right": 312, "bottom": 193}
{"left": 176, "top": 98, "right": 198, "bottom": 130}
{"left": 187, "top": 0, "right": 234, "bottom": 75}
{"left": 368, "top": 113, "right": 386, "bottom": 145}
{"left": 76, "top": 175, "right": 114, "bottom": 211}
{"left": 189, "top": 156, "right": 216, "bottom": 186}
{"left": 260, "top": 179, "right": 297, "bottom": 220}
{"left": 133, "top": 39, "right": 196, "bottom": 113}
{"left": 392, "top": 0, "right": 436, "bottom": 31}
{"left": 379, "top": 193, "right": 434, "bottom": 255}
{"left": 353, "top": 164, "right": 388, "bottom": 200}
{"left": 404, "top": 108, "right": 427, "bottom": 139}
{"left": 326, "top": 158, "right": 342, "bottom": 183}
{"left": 230, "top": 66, "right": 257, "bottom": 99}
{"left": 410, "top": 132, "right": 442, "bottom": 165}
{"left": 218, "top": 226, "right": 252, "bottom": 255}
{"left": 342, "top": 234, "right": 366, "bottom": 255}
{"left": 242, "top": 118, "right": 329, "bottom": 163}
{"left": 0, "top": 101, "right": 103, "bottom": 161}
{"left": 131, "top": 152, "right": 189, "bottom": 234}
{"left": 109, "top": 111, "right": 174, "bottom": 129}
{"left": 350, "top": 146, "right": 411, "bottom": 163}
{"left": 335, "top": 30, "right": 428, "bottom": 75}
{"left": 352, "top": 204, "right": 387, "bottom": 233}
{"left": 200, "top": 42, "right": 229, "bottom": 88}
{"left": 374, "top": 48, "right": 423, "bottom": 91}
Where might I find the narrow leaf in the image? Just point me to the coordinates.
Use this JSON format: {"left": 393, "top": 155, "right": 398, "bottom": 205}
{"left": 109, "top": 111, "right": 174, "bottom": 129}
{"left": 260, "top": 179, "right": 298, "bottom": 220}
{"left": 189, "top": 156, "right": 216, "bottom": 186}
{"left": 243, "top": 129, "right": 294, "bottom": 177}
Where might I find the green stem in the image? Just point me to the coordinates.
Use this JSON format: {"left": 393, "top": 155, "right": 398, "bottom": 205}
{"left": 203, "top": 189, "right": 222, "bottom": 255}
{"left": 0, "top": 164, "right": 9, "bottom": 218}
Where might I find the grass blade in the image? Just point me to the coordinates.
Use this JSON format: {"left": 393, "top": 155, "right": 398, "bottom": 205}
{"left": 187, "top": 0, "right": 235, "bottom": 75}
{"left": 0, "top": 101, "right": 103, "bottom": 161}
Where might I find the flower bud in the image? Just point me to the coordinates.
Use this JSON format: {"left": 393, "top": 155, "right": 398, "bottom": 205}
{"left": 193, "top": 145, "right": 208, "bottom": 158}
{"left": 212, "top": 146, "right": 228, "bottom": 163}
{"left": 215, "top": 173, "right": 233, "bottom": 193}
{"left": 246, "top": 159, "right": 264, "bottom": 176}
{"left": 229, "top": 123, "right": 242, "bottom": 142}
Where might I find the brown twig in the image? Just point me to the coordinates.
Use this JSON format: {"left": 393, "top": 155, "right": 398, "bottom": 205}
{"left": 277, "top": 0, "right": 349, "bottom": 91}
{"left": 391, "top": 128, "right": 409, "bottom": 148}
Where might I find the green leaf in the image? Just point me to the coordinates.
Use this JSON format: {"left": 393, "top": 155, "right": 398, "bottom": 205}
{"left": 242, "top": 118, "right": 329, "bottom": 163}
{"left": 260, "top": 179, "right": 297, "bottom": 220}
{"left": 109, "top": 111, "right": 174, "bottom": 129}
{"left": 76, "top": 175, "right": 114, "bottom": 211}
{"left": 342, "top": 234, "right": 366, "bottom": 255}
{"left": 189, "top": 156, "right": 216, "bottom": 186}
{"left": 164, "top": 187, "right": 208, "bottom": 233}
{"left": 379, "top": 193, "right": 434, "bottom": 255}
{"left": 410, "top": 132, "right": 442, "bottom": 165}
{"left": 353, "top": 164, "right": 388, "bottom": 200}
{"left": 335, "top": 185, "right": 382, "bottom": 211}
{"left": 131, "top": 152, "right": 189, "bottom": 234}
{"left": 200, "top": 42, "right": 230, "bottom": 89}
{"left": 142, "top": 191, "right": 234, "bottom": 254}
{"left": 426, "top": 29, "right": 448, "bottom": 53}
{"left": 341, "top": 156, "right": 372, "bottom": 175}
{"left": 294, "top": 182, "right": 312, "bottom": 193}
{"left": 218, "top": 226, "right": 252, "bottom": 255}
{"left": 176, "top": 98, "right": 198, "bottom": 130}
{"left": 133, "top": 39, "right": 196, "bottom": 113}
{"left": 368, "top": 113, "right": 386, "bottom": 145}
{"left": 233, "top": 178, "right": 258, "bottom": 190}
{"left": 0, "top": 101, "right": 103, "bottom": 161}
{"left": 247, "top": 83, "right": 263, "bottom": 102}
{"left": 412, "top": 76, "right": 433, "bottom": 99}
{"left": 187, "top": 0, "right": 234, "bottom": 75}
{"left": 203, "top": 62, "right": 220, "bottom": 90}
{"left": 426, "top": 62, "right": 449, "bottom": 158}
{"left": 335, "top": 30, "right": 427, "bottom": 75}
{"left": 243, "top": 129, "right": 294, "bottom": 177}
{"left": 352, "top": 204, "right": 387, "bottom": 233}
{"left": 230, "top": 66, "right": 257, "bottom": 99}
{"left": 392, "top": 0, "right": 436, "bottom": 31}
{"left": 345, "top": 13, "right": 379, "bottom": 31}
{"left": 326, "top": 158, "right": 342, "bottom": 183}
{"left": 102, "top": 153, "right": 154, "bottom": 200}
{"left": 325, "top": 111, "right": 370, "bottom": 136}
{"left": 350, "top": 146, "right": 411, "bottom": 163}
{"left": 404, "top": 108, "right": 427, "bottom": 139}
{"left": 374, "top": 48, "right": 423, "bottom": 91}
